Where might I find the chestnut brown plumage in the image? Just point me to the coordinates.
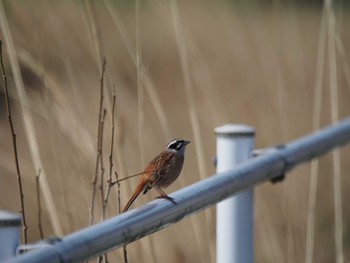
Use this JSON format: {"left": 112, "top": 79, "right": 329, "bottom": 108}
{"left": 123, "top": 138, "right": 190, "bottom": 212}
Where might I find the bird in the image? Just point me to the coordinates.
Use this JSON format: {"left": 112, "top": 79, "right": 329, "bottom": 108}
{"left": 122, "top": 138, "right": 190, "bottom": 212}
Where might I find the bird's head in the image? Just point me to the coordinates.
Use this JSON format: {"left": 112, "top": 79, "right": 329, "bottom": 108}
{"left": 166, "top": 138, "right": 190, "bottom": 154}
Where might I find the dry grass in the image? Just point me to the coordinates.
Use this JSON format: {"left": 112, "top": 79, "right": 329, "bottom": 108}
{"left": 0, "top": 1, "right": 350, "bottom": 262}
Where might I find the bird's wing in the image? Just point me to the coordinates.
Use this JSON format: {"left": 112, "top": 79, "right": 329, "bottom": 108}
{"left": 143, "top": 151, "right": 175, "bottom": 193}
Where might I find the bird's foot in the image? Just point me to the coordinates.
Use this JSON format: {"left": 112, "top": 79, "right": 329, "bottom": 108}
{"left": 156, "top": 195, "right": 177, "bottom": 205}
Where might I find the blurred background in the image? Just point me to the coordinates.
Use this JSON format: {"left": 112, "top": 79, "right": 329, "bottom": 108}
{"left": 0, "top": 0, "right": 349, "bottom": 262}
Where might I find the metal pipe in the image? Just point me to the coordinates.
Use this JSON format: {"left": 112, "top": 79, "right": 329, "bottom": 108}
{"left": 0, "top": 211, "right": 21, "bottom": 261}
{"left": 215, "top": 124, "right": 255, "bottom": 263}
{"left": 6, "top": 117, "right": 350, "bottom": 263}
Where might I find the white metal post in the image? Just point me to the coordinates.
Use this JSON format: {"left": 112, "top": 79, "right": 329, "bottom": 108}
{"left": 0, "top": 210, "right": 21, "bottom": 260}
{"left": 215, "top": 124, "right": 255, "bottom": 263}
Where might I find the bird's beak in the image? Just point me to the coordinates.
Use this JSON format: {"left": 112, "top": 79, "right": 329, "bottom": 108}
{"left": 184, "top": 140, "right": 191, "bottom": 145}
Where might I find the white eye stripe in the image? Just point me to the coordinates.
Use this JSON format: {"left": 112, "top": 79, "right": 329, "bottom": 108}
{"left": 166, "top": 139, "right": 184, "bottom": 150}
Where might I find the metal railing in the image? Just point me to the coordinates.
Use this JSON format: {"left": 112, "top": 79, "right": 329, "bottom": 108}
{"left": 4, "top": 117, "right": 350, "bottom": 263}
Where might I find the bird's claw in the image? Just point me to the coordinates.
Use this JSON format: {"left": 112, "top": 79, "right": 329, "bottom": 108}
{"left": 156, "top": 195, "right": 177, "bottom": 205}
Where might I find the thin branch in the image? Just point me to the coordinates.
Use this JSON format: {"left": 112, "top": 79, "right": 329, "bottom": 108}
{"left": 114, "top": 172, "right": 122, "bottom": 213}
{"left": 89, "top": 58, "right": 106, "bottom": 226}
{"left": 99, "top": 108, "right": 107, "bottom": 215}
{"left": 94, "top": 60, "right": 107, "bottom": 263}
{"left": 36, "top": 168, "right": 44, "bottom": 239}
{"left": 102, "top": 91, "right": 117, "bottom": 219}
{"left": 112, "top": 94, "right": 122, "bottom": 215}
{"left": 0, "top": 40, "right": 28, "bottom": 244}
{"left": 100, "top": 90, "right": 117, "bottom": 263}
{"left": 112, "top": 92, "right": 123, "bottom": 263}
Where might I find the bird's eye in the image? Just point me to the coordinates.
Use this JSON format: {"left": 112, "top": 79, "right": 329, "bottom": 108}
{"left": 177, "top": 141, "right": 184, "bottom": 149}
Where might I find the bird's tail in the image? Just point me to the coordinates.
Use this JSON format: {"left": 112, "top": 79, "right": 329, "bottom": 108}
{"left": 122, "top": 179, "right": 147, "bottom": 212}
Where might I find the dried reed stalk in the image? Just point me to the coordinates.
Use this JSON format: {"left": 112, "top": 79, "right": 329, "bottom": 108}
{"left": 305, "top": 7, "right": 326, "bottom": 263}
{"left": 0, "top": 40, "right": 28, "bottom": 244}
{"left": 105, "top": 1, "right": 171, "bottom": 139}
{"left": 170, "top": 2, "right": 213, "bottom": 262}
{"left": 326, "top": 0, "right": 343, "bottom": 262}
{"left": 36, "top": 169, "right": 44, "bottom": 239}
{"left": 0, "top": 2, "right": 63, "bottom": 236}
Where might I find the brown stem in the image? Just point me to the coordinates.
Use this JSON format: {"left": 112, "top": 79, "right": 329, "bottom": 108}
{"left": 89, "top": 58, "right": 106, "bottom": 226}
{"left": 102, "top": 91, "right": 116, "bottom": 218}
{"left": 35, "top": 169, "right": 44, "bottom": 239}
{"left": 0, "top": 40, "right": 28, "bottom": 244}
{"left": 99, "top": 108, "right": 106, "bottom": 214}
{"left": 101, "top": 90, "right": 117, "bottom": 263}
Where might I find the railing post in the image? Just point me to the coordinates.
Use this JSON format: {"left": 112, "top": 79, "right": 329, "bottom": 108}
{"left": 0, "top": 210, "right": 21, "bottom": 260}
{"left": 215, "top": 124, "right": 255, "bottom": 263}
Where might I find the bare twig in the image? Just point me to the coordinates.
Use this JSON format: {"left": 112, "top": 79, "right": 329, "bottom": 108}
{"left": 0, "top": 40, "right": 28, "bottom": 244}
{"left": 35, "top": 169, "right": 44, "bottom": 239}
{"left": 99, "top": 91, "right": 117, "bottom": 263}
{"left": 102, "top": 91, "right": 117, "bottom": 218}
{"left": 114, "top": 172, "right": 121, "bottom": 212}
{"left": 97, "top": 108, "right": 107, "bottom": 263}
{"left": 114, "top": 104, "right": 125, "bottom": 263}
{"left": 89, "top": 58, "right": 106, "bottom": 226}
{"left": 94, "top": 60, "right": 107, "bottom": 263}
{"left": 99, "top": 108, "right": 107, "bottom": 214}
{"left": 123, "top": 247, "right": 128, "bottom": 263}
